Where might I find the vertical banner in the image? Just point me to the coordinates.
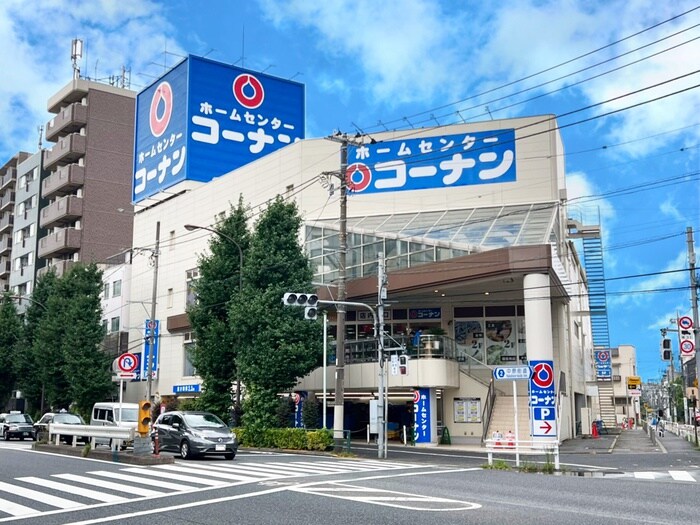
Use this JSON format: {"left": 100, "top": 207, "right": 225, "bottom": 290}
{"left": 413, "top": 388, "right": 431, "bottom": 443}
{"left": 529, "top": 360, "right": 557, "bottom": 438}
{"left": 141, "top": 320, "right": 160, "bottom": 380}
{"left": 594, "top": 350, "right": 612, "bottom": 380}
{"left": 294, "top": 392, "right": 307, "bottom": 428}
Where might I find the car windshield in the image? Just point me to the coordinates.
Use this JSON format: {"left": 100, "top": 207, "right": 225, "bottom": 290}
{"left": 54, "top": 414, "right": 83, "bottom": 424}
{"left": 183, "top": 413, "right": 226, "bottom": 429}
{"left": 6, "top": 414, "right": 32, "bottom": 424}
{"left": 117, "top": 408, "right": 138, "bottom": 422}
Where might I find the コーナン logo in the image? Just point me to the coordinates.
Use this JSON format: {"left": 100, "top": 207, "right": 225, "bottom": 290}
{"left": 149, "top": 81, "right": 173, "bottom": 138}
{"left": 346, "top": 163, "right": 372, "bottom": 192}
{"left": 232, "top": 74, "right": 265, "bottom": 109}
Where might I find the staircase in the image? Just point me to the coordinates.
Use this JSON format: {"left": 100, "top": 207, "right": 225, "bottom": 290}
{"left": 596, "top": 381, "right": 617, "bottom": 428}
{"left": 486, "top": 396, "right": 531, "bottom": 440}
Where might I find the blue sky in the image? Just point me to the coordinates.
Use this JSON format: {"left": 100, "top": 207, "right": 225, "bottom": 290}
{"left": 1, "top": 0, "right": 699, "bottom": 381}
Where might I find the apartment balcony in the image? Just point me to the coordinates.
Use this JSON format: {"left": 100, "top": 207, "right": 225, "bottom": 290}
{"left": 0, "top": 234, "right": 11, "bottom": 256}
{"left": 0, "top": 213, "right": 13, "bottom": 234}
{"left": 0, "top": 167, "right": 16, "bottom": 191}
{"left": 45, "top": 102, "right": 88, "bottom": 142}
{"left": 42, "top": 164, "right": 85, "bottom": 199}
{"left": 43, "top": 133, "right": 86, "bottom": 170}
{"left": 0, "top": 191, "right": 15, "bottom": 212}
{"left": 0, "top": 259, "right": 10, "bottom": 279}
{"left": 38, "top": 227, "right": 82, "bottom": 259}
{"left": 39, "top": 195, "right": 83, "bottom": 229}
{"left": 37, "top": 259, "right": 76, "bottom": 279}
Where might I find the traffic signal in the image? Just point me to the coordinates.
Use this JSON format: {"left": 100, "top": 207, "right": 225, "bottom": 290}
{"left": 661, "top": 338, "right": 671, "bottom": 361}
{"left": 282, "top": 293, "right": 319, "bottom": 320}
{"left": 398, "top": 355, "right": 408, "bottom": 376}
{"left": 138, "top": 400, "right": 152, "bottom": 436}
{"left": 305, "top": 306, "right": 318, "bottom": 320}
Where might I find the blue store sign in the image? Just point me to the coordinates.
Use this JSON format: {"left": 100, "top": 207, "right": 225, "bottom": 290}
{"left": 413, "top": 388, "right": 431, "bottom": 443}
{"left": 173, "top": 384, "right": 201, "bottom": 394}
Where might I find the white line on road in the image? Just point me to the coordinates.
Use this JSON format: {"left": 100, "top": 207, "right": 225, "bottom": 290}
{"left": 668, "top": 470, "right": 695, "bottom": 482}
{"left": 0, "top": 480, "right": 83, "bottom": 510}
{"left": 17, "top": 477, "right": 127, "bottom": 503}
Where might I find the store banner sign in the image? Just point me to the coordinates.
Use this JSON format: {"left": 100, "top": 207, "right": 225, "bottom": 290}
{"left": 133, "top": 55, "right": 305, "bottom": 203}
{"left": 594, "top": 350, "right": 612, "bottom": 380}
{"left": 346, "top": 130, "right": 516, "bottom": 195}
{"left": 141, "top": 320, "right": 160, "bottom": 380}
{"left": 413, "top": 388, "right": 431, "bottom": 443}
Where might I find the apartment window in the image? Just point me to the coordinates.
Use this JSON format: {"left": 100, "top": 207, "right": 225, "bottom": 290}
{"left": 112, "top": 279, "right": 122, "bottom": 297}
{"left": 184, "top": 338, "right": 197, "bottom": 376}
{"left": 102, "top": 319, "right": 108, "bottom": 332}
{"left": 103, "top": 282, "right": 110, "bottom": 299}
{"left": 110, "top": 317, "right": 120, "bottom": 333}
{"left": 167, "top": 288, "right": 174, "bottom": 308}
{"left": 186, "top": 268, "right": 200, "bottom": 307}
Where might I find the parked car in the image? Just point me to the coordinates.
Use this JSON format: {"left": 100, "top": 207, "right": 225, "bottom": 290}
{"left": 90, "top": 402, "right": 139, "bottom": 449}
{"left": 151, "top": 411, "right": 238, "bottom": 460}
{"left": 1, "top": 412, "right": 34, "bottom": 441}
{"left": 33, "top": 412, "right": 88, "bottom": 443}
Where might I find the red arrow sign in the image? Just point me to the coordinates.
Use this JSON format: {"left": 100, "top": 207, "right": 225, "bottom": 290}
{"left": 539, "top": 421, "right": 553, "bottom": 434}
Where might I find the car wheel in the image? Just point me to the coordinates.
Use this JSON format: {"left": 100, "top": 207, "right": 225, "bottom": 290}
{"left": 180, "top": 440, "right": 191, "bottom": 459}
{"left": 224, "top": 452, "right": 235, "bottom": 460}
{"left": 3, "top": 430, "right": 9, "bottom": 441}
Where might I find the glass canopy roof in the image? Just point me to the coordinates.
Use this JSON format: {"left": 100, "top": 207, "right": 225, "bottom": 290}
{"left": 306, "top": 203, "right": 559, "bottom": 284}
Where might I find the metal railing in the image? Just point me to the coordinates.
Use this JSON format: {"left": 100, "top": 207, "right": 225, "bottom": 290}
{"left": 48, "top": 423, "right": 135, "bottom": 450}
{"left": 481, "top": 379, "right": 497, "bottom": 443}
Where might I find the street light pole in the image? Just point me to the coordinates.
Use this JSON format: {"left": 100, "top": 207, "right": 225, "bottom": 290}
{"left": 184, "top": 223, "right": 244, "bottom": 413}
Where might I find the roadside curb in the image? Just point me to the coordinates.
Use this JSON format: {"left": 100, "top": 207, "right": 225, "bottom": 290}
{"left": 32, "top": 443, "right": 175, "bottom": 465}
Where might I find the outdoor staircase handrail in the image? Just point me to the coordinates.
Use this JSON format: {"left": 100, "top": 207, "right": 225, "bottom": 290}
{"left": 481, "top": 379, "right": 497, "bottom": 443}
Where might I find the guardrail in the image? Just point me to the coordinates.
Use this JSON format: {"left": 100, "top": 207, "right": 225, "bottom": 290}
{"left": 484, "top": 438, "right": 560, "bottom": 470}
{"left": 48, "top": 423, "right": 135, "bottom": 450}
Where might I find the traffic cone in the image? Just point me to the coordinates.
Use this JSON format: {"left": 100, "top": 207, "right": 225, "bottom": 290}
{"left": 591, "top": 422, "right": 599, "bottom": 439}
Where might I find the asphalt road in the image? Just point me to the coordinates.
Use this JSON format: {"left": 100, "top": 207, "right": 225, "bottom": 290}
{"left": 0, "top": 439, "right": 697, "bottom": 525}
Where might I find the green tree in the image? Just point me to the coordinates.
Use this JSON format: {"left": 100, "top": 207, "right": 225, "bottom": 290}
{"left": 302, "top": 398, "right": 321, "bottom": 429}
{"left": 58, "top": 264, "right": 114, "bottom": 417}
{"left": 0, "top": 294, "right": 23, "bottom": 408}
{"left": 188, "top": 197, "right": 250, "bottom": 423}
{"left": 15, "top": 271, "right": 58, "bottom": 415}
{"left": 31, "top": 264, "right": 113, "bottom": 416}
{"left": 231, "top": 197, "right": 323, "bottom": 429}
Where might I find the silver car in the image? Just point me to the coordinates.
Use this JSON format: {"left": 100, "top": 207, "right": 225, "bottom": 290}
{"left": 151, "top": 411, "right": 238, "bottom": 460}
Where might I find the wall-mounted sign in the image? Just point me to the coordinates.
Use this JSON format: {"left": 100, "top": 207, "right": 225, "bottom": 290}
{"left": 347, "top": 130, "right": 516, "bottom": 195}
{"left": 173, "top": 384, "right": 201, "bottom": 394}
{"left": 594, "top": 350, "right": 612, "bottom": 381}
{"left": 133, "top": 55, "right": 305, "bottom": 203}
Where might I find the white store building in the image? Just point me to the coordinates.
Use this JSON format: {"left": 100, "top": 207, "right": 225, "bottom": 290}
{"left": 124, "top": 114, "right": 600, "bottom": 445}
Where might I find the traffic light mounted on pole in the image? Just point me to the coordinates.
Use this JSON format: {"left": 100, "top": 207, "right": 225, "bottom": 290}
{"left": 138, "top": 400, "right": 152, "bottom": 436}
{"left": 282, "top": 293, "right": 319, "bottom": 320}
{"left": 661, "top": 338, "right": 672, "bottom": 361}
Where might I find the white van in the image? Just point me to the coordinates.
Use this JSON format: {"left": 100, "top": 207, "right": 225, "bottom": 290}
{"left": 90, "top": 402, "right": 139, "bottom": 447}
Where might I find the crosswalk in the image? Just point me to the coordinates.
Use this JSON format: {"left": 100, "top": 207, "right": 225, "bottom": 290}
{"left": 602, "top": 470, "right": 699, "bottom": 483}
{"left": 0, "top": 458, "right": 419, "bottom": 520}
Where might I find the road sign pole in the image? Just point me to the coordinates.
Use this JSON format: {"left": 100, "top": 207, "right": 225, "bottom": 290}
{"left": 118, "top": 379, "right": 124, "bottom": 425}
{"left": 513, "top": 379, "right": 520, "bottom": 467}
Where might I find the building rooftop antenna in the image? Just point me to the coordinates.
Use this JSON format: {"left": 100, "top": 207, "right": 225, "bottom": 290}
{"left": 71, "top": 38, "right": 83, "bottom": 79}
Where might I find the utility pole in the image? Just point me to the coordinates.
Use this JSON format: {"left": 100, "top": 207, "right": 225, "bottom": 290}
{"left": 377, "top": 252, "right": 388, "bottom": 459}
{"left": 688, "top": 227, "right": 699, "bottom": 437}
{"left": 146, "top": 221, "right": 160, "bottom": 402}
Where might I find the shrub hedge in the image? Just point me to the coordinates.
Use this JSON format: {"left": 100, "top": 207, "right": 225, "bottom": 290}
{"left": 234, "top": 427, "right": 334, "bottom": 451}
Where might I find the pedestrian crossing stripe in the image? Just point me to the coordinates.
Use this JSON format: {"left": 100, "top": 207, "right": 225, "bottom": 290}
{"left": 0, "top": 458, "right": 423, "bottom": 520}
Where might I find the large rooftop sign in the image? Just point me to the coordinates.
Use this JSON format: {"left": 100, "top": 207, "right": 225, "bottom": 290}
{"left": 346, "top": 130, "right": 516, "bottom": 194}
{"left": 133, "top": 55, "right": 305, "bottom": 203}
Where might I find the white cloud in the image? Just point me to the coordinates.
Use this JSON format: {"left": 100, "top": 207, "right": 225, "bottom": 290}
{"left": 0, "top": 0, "right": 182, "bottom": 158}
{"left": 258, "top": 0, "right": 471, "bottom": 107}
{"left": 659, "top": 198, "right": 684, "bottom": 222}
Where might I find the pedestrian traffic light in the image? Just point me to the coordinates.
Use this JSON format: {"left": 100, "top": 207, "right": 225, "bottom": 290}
{"left": 398, "top": 354, "right": 408, "bottom": 375}
{"left": 660, "top": 338, "right": 672, "bottom": 361}
{"left": 138, "top": 400, "right": 152, "bottom": 436}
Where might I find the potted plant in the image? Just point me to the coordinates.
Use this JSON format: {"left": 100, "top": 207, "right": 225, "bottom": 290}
{"left": 427, "top": 326, "right": 446, "bottom": 350}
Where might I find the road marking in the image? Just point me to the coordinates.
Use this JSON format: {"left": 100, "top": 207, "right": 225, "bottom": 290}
{"left": 119, "top": 466, "right": 226, "bottom": 486}
{"left": 53, "top": 474, "right": 166, "bottom": 496}
{"left": 0, "top": 497, "right": 37, "bottom": 517}
{"left": 668, "top": 470, "right": 695, "bottom": 482}
{"left": 150, "top": 464, "right": 257, "bottom": 481}
{"left": 0, "top": 480, "right": 82, "bottom": 509}
{"left": 88, "top": 470, "right": 201, "bottom": 491}
{"left": 17, "top": 477, "right": 127, "bottom": 503}
{"left": 633, "top": 472, "right": 656, "bottom": 479}
{"left": 291, "top": 480, "right": 480, "bottom": 511}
